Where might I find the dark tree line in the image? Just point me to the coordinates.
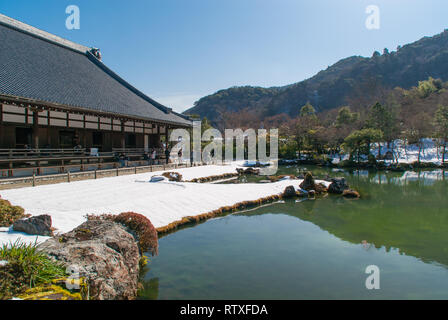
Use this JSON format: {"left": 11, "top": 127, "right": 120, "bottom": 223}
{"left": 278, "top": 77, "right": 448, "bottom": 164}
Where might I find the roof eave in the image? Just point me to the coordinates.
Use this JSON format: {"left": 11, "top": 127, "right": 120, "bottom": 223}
{"left": 0, "top": 93, "right": 192, "bottom": 128}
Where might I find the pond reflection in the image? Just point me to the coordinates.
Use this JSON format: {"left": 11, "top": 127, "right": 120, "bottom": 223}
{"left": 140, "top": 166, "right": 448, "bottom": 300}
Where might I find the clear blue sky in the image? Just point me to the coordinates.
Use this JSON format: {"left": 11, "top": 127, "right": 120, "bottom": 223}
{"left": 1, "top": 0, "right": 447, "bottom": 112}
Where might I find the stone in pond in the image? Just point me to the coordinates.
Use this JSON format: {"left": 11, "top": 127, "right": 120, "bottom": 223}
{"left": 342, "top": 189, "right": 360, "bottom": 199}
{"left": 328, "top": 178, "right": 349, "bottom": 194}
{"left": 282, "top": 185, "right": 297, "bottom": 198}
{"left": 299, "top": 172, "right": 315, "bottom": 191}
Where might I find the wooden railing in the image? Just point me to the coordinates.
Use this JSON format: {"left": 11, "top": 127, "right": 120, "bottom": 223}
{"left": 0, "top": 156, "right": 176, "bottom": 178}
{"left": 112, "top": 147, "right": 165, "bottom": 155}
{"left": 0, "top": 162, "right": 200, "bottom": 188}
{"left": 0, "top": 148, "right": 93, "bottom": 158}
{"left": 0, "top": 147, "right": 169, "bottom": 158}
{"left": 112, "top": 148, "right": 147, "bottom": 153}
{"left": 0, "top": 147, "right": 180, "bottom": 178}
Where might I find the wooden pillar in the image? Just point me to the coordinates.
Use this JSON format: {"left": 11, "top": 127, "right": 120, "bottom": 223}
{"left": 83, "top": 115, "right": 87, "bottom": 149}
{"left": 165, "top": 125, "right": 169, "bottom": 148}
{"left": 47, "top": 110, "right": 51, "bottom": 147}
{"left": 121, "top": 120, "right": 125, "bottom": 149}
{"left": 144, "top": 134, "right": 149, "bottom": 151}
{"left": 33, "top": 110, "right": 39, "bottom": 148}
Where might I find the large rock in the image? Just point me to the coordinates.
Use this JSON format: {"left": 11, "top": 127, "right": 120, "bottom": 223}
{"left": 282, "top": 185, "right": 297, "bottom": 198}
{"left": 298, "top": 172, "right": 327, "bottom": 194}
{"left": 13, "top": 214, "right": 53, "bottom": 236}
{"left": 299, "top": 172, "right": 315, "bottom": 191}
{"left": 327, "top": 178, "right": 349, "bottom": 194}
{"left": 314, "top": 183, "right": 328, "bottom": 194}
{"left": 39, "top": 219, "right": 140, "bottom": 300}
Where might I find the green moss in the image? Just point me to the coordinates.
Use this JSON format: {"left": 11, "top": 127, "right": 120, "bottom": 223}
{"left": 17, "top": 284, "right": 82, "bottom": 300}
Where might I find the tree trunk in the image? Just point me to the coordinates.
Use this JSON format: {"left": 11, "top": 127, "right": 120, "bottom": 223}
{"left": 404, "top": 138, "right": 408, "bottom": 160}
{"left": 443, "top": 141, "right": 446, "bottom": 164}
{"left": 418, "top": 140, "right": 422, "bottom": 164}
{"left": 357, "top": 143, "right": 360, "bottom": 165}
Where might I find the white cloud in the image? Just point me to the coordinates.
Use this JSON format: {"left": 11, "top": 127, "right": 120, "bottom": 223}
{"left": 152, "top": 93, "right": 203, "bottom": 113}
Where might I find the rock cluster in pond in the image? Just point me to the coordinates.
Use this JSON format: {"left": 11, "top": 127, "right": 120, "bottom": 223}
{"left": 13, "top": 214, "right": 53, "bottom": 236}
{"left": 327, "top": 177, "right": 360, "bottom": 198}
{"left": 327, "top": 178, "right": 349, "bottom": 194}
{"left": 39, "top": 219, "right": 140, "bottom": 300}
{"left": 282, "top": 172, "right": 360, "bottom": 199}
{"left": 299, "top": 172, "right": 327, "bottom": 194}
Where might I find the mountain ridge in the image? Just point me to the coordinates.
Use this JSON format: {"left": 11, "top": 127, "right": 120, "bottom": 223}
{"left": 184, "top": 29, "right": 448, "bottom": 124}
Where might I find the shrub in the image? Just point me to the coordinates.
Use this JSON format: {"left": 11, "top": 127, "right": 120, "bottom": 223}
{"left": 0, "top": 240, "right": 66, "bottom": 300}
{"left": 161, "top": 172, "right": 183, "bottom": 182}
{"left": 337, "top": 159, "right": 356, "bottom": 168}
{"left": 312, "top": 154, "right": 331, "bottom": 164}
{"left": 87, "top": 212, "right": 159, "bottom": 256}
{"left": 279, "top": 141, "right": 298, "bottom": 159}
{"left": 411, "top": 161, "right": 438, "bottom": 168}
{"left": 113, "top": 212, "right": 158, "bottom": 256}
{"left": 0, "top": 199, "right": 28, "bottom": 227}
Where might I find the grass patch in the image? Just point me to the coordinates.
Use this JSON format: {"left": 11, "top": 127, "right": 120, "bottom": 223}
{"left": 0, "top": 240, "right": 67, "bottom": 300}
{"left": 0, "top": 199, "right": 28, "bottom": 227}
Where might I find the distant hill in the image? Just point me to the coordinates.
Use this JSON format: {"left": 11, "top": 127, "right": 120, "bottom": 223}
{"left": 184, "top": 29, "right": 448, "bottom": 125}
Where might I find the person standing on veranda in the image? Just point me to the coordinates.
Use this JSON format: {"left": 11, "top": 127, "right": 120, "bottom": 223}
{"left": 151, "top": 149, "right": 157, "bottom": 165}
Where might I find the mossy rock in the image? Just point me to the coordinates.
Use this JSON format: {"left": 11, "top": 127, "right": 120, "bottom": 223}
{"left": 16, "top": 284, "right": 82, "bottom": 300}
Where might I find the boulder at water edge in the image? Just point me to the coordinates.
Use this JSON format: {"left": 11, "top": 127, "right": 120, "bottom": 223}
{"left": 39, "top": 219, "right": 140, "bottom": 300}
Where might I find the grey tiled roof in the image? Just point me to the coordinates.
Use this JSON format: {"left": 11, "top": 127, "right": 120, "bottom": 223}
{"left": 0, "top": 15, "right": 191, "bottom": 127}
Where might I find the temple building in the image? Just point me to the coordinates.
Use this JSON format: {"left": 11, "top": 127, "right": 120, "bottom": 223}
{"left": 0, "top": 14, "right": 192, "bottom": 153}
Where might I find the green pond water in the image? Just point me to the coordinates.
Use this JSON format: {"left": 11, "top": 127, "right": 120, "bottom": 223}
{"left": 139, "top": 166, "right": 448, "bottom": 300}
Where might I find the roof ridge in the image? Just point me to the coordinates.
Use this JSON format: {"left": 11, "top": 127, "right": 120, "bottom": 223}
{"left": 86, "top": 52, "right": 192, "bottom": 121}
{"left": 86, "top": 51, "right": 176, "bottom": 115}
{"left": 0, "top": 13, "right": 90, "bottom": 53}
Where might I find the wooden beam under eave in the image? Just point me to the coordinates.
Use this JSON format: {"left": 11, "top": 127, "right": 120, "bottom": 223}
{"left": 0, "top": 96, "right": 192, "bottom": 130}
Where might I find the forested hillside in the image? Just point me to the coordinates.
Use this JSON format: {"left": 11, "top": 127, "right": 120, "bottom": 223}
{"left": 184, "top": 29, "right": 448, "bottom": 126}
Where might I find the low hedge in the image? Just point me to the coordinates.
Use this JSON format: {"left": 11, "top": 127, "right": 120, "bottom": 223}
{"left": 0, "top": 198, "right": 28, "bottom": 227}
